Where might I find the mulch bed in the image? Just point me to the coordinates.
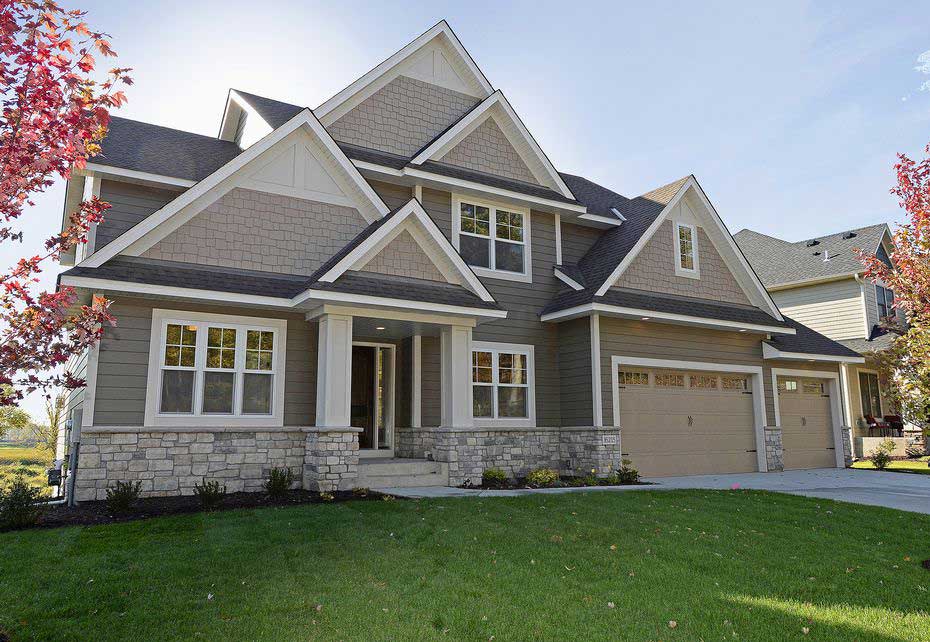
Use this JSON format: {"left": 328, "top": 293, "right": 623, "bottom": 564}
{"left": 464, "top": 477, "right": 650, "bottom": 491}
{"left": 25, "top": 489, "right": 390, "bottom": 531}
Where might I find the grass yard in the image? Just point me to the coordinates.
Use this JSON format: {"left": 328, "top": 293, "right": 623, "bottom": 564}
{"left": 852, "top": 456, "right": 930, "bottom": 475}
{"left": 0, "top": 445, "right": 51, "bottom": 495}
{"left": 1, "top": 490, "right": 928, "bottom": 641}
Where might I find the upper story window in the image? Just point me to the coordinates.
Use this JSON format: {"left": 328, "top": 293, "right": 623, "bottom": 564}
{"left": 471, "top": 341, "right": 535, "bottom": 426}
{"left": 453, "top": 195, "right": 531, "bottom": 283}
{"left": 674, "top": 222, "right": 699, "bottom": 278}
{"left": 146, "top": 310, "right": 286, "bottom": 427}
{"left": 876, "top": 285, "right": 894, "bottom": 320}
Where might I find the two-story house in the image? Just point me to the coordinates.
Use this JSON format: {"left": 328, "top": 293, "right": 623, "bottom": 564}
{"left": 57, "top": 21, "right": 864, "bottom": 500}
{"left": 735, "top": 225, "right": 914, "bottom": 457}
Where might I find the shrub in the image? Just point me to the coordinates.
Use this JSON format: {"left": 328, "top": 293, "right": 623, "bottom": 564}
{"left": 870, "top": 439, "right": 896, "bottom": 470}
{"left": 193, "top": 478, "right": 226, "bottom": 510}
{"left": 482, "top": 467, "right": 508, "bottom": 488}
{"left": 525, "top": 467, "right": 559, "bottom": 488}
{"left": 319, "top": 492, "right": 335, "bottom": 502}
{"left": 352, "top": 487, "right": 369, "bottom": 497}
{"left": 616, "top": 459, "right": 641, "bottom": 485}
{"left": 604, "top": 472, "right": 621, "bottom": 486}
{"left": 264, "top": 467, "right": 296, "bottom": 498}
{"left": 106, "top": 480, "right": 142, "bottom": 514}
{"left": 0, "top": 476, "right": 42, "bottom": 530}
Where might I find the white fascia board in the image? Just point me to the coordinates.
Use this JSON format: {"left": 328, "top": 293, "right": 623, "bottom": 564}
{"left": 593, "top": 180, "right": 691, "bottom": 297}
{"left": 297, "top": 288, "right": 508, "bottom": 319}
{"left": 553, "top": 268, "right": 585, "bottom": 291}
{"left": 313, "top": 198, "right": 496, "bottom": 303}
{"left": 84, "top": 163, "right": 196, "bottom": 188}
{"left": 540, "top": 301, "right": 796, "bottom": 335}
{"left": 686, "top": 178, "right": 784, "bottom": 320}
{"left": 578, "top": 213, "right": 623, "bottom": 227}
{"left": 408, "top": 91, "right": 575, "bottom": 201}
{"left": 59, "top": 275, "right": 293, "bottom": 308}
{"left": 761, "top": 342, "right": 865, "bottom": 363}
{"left": 315, "top": 21, "right": 493, "bottom": 123}
{"left": 79, "top": 109, "right": 390, "bottom": 269}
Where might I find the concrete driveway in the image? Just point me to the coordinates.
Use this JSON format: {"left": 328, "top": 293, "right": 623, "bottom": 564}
{"left": 643, "top": 468, "right": 930, "bottom": 514}
{"left": 380, "top": 468, "right": 930, "bottom": 514}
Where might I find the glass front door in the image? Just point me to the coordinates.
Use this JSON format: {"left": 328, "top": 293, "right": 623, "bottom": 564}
{"left": 351, "top": 344, "right": 394, "bottom": 453}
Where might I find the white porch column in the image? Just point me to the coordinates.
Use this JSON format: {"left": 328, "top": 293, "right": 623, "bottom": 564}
{"left": 315, "top": 314, "right": 353, "bottom": 428}
{"left": 440, "top": 324, "right": 474, "bottom": 428}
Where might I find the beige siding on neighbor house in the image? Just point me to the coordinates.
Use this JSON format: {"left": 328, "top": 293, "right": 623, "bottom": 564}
{"left": 92, "top": 297, "right": 316, "bottom": 427}
{"left": 359, "top": 230, "right": 447, "bottom": 282}
{"left": 772, "top": 279, "right": 865, "bottom": 341}
{"left": 599, "top": 318, "right": 765, "bottom": 427}
{"left": 327, "top": 75, "right": 480, "bottom": 158}
{"left": 440, "top": 118, "right": 538, "bottom": 184}
{"left": 845, "top": 360, "right": 893, "bottom": 437}
{"left": 142, "top": 188, "right": 369, "bottom": 277}
{"left": 612, "top": 221, "right": 750, "bottom": 305}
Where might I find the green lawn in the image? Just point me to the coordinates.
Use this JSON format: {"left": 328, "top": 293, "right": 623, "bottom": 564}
{"left": 1, "top": 491, "right": 928, "bottom": 641}
{"left": 0, "top": 445, "right": 51, "bottom": 495}
{"left": 852, "top": 457, "right": 930, "bottom": 475}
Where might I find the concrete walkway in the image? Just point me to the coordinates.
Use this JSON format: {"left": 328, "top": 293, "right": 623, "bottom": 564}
{"left": 374, "top": 468, "right": 930, "bottom": 514}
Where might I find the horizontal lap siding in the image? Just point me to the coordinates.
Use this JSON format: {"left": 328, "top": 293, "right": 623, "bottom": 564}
{"left": 93, "top": 297, "right": 316, "bottom": 427}
{"left": 370, "top": 179, "right": 413, "bottom": 211}
{"left": 599, "top": 318, "right": 765, "bottom": 427}
{"left": 560, "top": 221, "right": 602, "bottom": 266}
{"left": 559, "top": 317, "right": 592, "bottom": 426}
{"left": 772, "top": 280, "right": 864, "bottom": 341}
{"left": 96, "top": 180, "right": 179, "bottom": 249}
{"left": 421, "top": 336, "right": 441, "bottom": 427}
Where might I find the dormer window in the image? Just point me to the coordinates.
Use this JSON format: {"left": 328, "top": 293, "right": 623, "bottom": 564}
{"left": 674, "top": 222, "right": 699, "bottom": 278}
{"left": 876, "top": 285, "right": 894, "bottom": 320}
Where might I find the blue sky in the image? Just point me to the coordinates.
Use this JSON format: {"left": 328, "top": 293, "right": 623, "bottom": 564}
{"left": 8, "top": 0, "right": 930, "bottom": 418}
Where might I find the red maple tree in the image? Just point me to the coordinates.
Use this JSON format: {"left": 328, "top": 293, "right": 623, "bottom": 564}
{"left": 0, "top": 0, "right": 130, "bottom": 405}
{"left": 860, "top": 143, "right": 930, "bottom": 434}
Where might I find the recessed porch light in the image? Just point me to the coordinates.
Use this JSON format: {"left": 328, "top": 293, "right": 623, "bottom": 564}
{"left": 641, "top": 317, "right": 650, "bottom": 321}
{"left": 375, "top": 326, "right": 386, "bottom": 331}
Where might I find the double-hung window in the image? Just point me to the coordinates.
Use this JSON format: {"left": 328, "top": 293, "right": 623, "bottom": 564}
{"left": 146, "top": 310, "right": 286, "bottom": 426}
{"left": 454, "top": 196, "right": 530, "bottom": 281}
{"left": 859, "top": 372, "right": 882, "bottom": 418}
{"left": 471, "top": 342, "right": 535, "bottom": 425}
{"left": 674, "top": 221, "right": 699, "bottom": 277}
{"left": 876, "top": 285, "right": 894, "bottom": 320}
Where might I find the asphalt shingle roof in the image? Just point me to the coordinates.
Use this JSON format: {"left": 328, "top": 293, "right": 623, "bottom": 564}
{"left": 95, "top": 117, "right": 242, "bottom": 182}
{"left": 417, "top": 160, "right": 579, "bottom": 204}
{"left": 232, "top": 90, "right": 305, "bottom": 128}
{"left": 734, "top": 224, "right": 889, "bottom": 288}
{"left": 542, "top": 286, "right": 788, "bottom": 328}
{"left": 308, "top": 272, "right": 503, "bottom": 310}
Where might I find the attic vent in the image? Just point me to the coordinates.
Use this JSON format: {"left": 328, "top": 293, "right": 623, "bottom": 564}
{"left": 812, "top": 251, "right": 821, "bottom": 256}
{"left": 822, "top": 250, "right": 833, "bottom": 262}
{"left": 843, "top": 232, "right": 857, "bottom": 240}
{"left": 806, "top": 239, "right": 820, "bottom": 247}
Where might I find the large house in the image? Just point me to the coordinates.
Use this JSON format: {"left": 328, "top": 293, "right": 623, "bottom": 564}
{"left": 57, "top": 21, "right": 865, "bottom": 500}
{"left": 735, "top": 225, "right": 914, "bottom": 457}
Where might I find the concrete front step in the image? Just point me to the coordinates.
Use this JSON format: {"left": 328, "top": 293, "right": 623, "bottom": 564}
{"left": 357, "top": 458, "right": 449, "bottom": 488}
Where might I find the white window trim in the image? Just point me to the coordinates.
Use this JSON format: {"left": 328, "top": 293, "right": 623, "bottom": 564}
{"left": 452, "top": 193, "right": 532, "bottom": 283}
{"left": 471, "top": 341, "right": 536, "bottom": 428}
{"left": 145, "top": 309, "right": 287, "bottom": 428}
{"left": 857, "top": 368, "right": 883, "bottom": 418}
{"left": 673, "top": 221, "right": 700, "bottom": 279}
{"left": 875, "top": 284, "right": 893, "bottom": 320}
{"left": 771, "top": 367, "right": 845, "bottom": 468}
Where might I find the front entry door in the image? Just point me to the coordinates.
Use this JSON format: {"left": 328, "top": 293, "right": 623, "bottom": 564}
{"left": 351, "top": 346, "right": 375, "bottom": 448}
{"left": 351, "top": 344, "right": 395, "bottom": 454}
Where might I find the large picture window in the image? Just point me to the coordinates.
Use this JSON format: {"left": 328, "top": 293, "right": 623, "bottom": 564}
{"left": 146, "top": 310, "right": 286, "bottom": 427}
{"left": 454, "top": 196, "right": 530, "bottom": 281}
{"left": 471, "top": 342, "right": 535, "bottom": 425}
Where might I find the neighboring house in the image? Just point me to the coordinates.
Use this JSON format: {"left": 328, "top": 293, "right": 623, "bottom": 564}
{"left": 57, "top": 21, "right": 863, "bottom": 500}
{"left": 735, "top": 224, "right": 915, "bottom": 457}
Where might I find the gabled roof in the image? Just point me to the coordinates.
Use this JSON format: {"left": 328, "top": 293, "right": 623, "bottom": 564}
{"left": 735, "top": 223, "right": 890, "bottom": 289}
{"left": 80, "top": 108, "right": 391, "bottom": 268}
{"left": 230, "top": 90, "right": 305, "bottom": 129}
{"left": 93, "top": 116, "right": 241, "bottom": 182}
{"left": 408, "top": 91, "right": 575, "bottom": 200}
{"left": 314, "top": 20, "right": 493, "bottom": 124}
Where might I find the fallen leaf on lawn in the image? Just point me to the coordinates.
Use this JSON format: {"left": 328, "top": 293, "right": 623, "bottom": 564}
{"left": 550, "top": 535, "right": 563, "bottom": 543}
{"left": 382, "top": 608, "right": 388, "bottom": 613}
{"left": 207, "top": 594, "right": 214, "bottom": 601}
{"left": 628, "top": 571, "right": 635, "bottom": 577}
{"left": 610, "top": 544, "right": 617, "bottom": 550}
{"left": 802, "top": 627, "right": 810, "bottom": 635}
{"left": 315, "top": 604, "right": 323, "bottom": 612}
{"left": 668, "top": 620, "right": 677, "bottom": 629}
{"left": 607, "top": 602, "right": 615, "bottom": 608}
{"left": 564, "top": 566, "right": 575, "bottom": 571}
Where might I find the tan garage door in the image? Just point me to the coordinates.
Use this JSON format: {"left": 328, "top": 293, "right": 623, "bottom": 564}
{"left": 617, "top": 367, "right": 758, "bottom": 477}
{"left": 777, "top": 376, "right": 836, "bottom": 470}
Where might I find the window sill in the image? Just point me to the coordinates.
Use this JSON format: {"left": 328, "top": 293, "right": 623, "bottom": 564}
{"left": 144, "top": 414, "right": 284, "bottom": 429}
{"left": 674, "top": 267, "right": 701, "bottom": 280}
{"left": 469, "top": 266, "right": 532, "bottom": 283}
{"left": 474, "top": 417, "right": 536, "bottom": 429}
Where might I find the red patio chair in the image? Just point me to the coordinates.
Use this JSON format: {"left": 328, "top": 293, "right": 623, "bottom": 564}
{"left": 864, "top": 415, "right": 889, "bottom": 437}
{"left": 883, "top": 415, "right": 904, "bottom": 438}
